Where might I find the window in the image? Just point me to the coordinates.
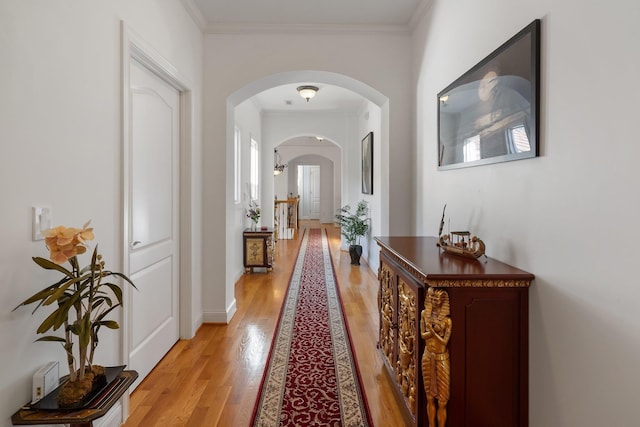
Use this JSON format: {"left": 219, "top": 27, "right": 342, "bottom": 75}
{"left": 507, "top": 124, "right": 531, "bottom": 153}
{"left": 250, "top": 137, "right": 259, "bottom": 201}
{"left": 234, "top": 126, "right": 241, "bottom": 203}
{"left": 463, "top": 135, "right": 481, "bottom": 162}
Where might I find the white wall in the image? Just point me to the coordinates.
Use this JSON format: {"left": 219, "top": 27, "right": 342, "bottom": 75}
{"left": 0, "top": 1, "right": 203, "bottom": 426}
{"left": 414, "top": 0, "right": 640, "bottom": 425}
{"left": 356, "top": 102, "right": 383, "bottom": 271}
{"left": 229, "top": 99, "right": 263, "bottom": 283}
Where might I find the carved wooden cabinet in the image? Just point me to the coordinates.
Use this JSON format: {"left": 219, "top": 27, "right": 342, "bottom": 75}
{"left": 379, "top": 253, "right": 426, "bottom": 425}
{"left": 243, "top": 228, "right": 274, "bottom": 273}
{"left": 375, "top": 236, "right": 534, "bottom": 427}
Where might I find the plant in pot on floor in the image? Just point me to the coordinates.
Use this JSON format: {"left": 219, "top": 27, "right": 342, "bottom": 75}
{"left": 335, "top": 200, "right": 370, "bottom": 265}
{"left": 14, "top": 221, "right": 136, "bottom": 407}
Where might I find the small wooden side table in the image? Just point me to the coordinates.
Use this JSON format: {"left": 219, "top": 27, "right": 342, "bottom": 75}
{"left": 12, "top": 370, "right": 138, "bottom": 427}
{"left": 243, "top": 227, "right": 274, "bottom": 273}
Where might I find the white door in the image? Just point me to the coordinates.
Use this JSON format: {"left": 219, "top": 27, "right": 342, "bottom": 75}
{"left": 297, "top": 165, "right": 320, "bottom": 219}
{"left": 128, "top": 59, "right": 180, "bottom": 388}
{"left": 308, "top": 166, "right": 321, "bottom": 219}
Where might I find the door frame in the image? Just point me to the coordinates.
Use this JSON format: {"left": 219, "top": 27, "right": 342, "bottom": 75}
{"left": 121, "top": 21, "right": 195, "bottom": 413}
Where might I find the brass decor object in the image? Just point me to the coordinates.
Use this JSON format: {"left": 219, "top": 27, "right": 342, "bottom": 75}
{"left": 437, "top": 205, "right": 486, "bottom": 259}
{"left": 421, "top": 287, "right": 452, "bottom": 427}
{"left": 397, "top": 279, "right": 418, "bottom": 414}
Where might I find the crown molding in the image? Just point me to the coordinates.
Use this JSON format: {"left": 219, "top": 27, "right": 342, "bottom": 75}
{"left": 204, "top": 22, "right": 411, "bottom": 36}
{"left": 180, "top": 0, "right": 207, "bottom": 31}
{"left": 408, "top": 0, "right": 434, "bottom": 32}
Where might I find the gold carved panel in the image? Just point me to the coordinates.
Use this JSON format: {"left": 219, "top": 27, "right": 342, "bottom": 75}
{"left": 421, "top": 287, "right": 452, "bottom": 427}
{"left": 245, "top": 238, "right": 264, "bottom": 266}
{"left": 397, "top": 278, "right": 418, "bottom": 415}
{"left": 379, "top": 262, "right": 395, "bottom": 368}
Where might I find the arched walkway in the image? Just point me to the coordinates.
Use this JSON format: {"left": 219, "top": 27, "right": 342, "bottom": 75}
{"left": 225, "top": 70, "right": 390, "bottom": 321}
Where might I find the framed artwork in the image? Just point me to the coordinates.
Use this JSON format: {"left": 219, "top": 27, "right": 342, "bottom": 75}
{"left": 361, "top": 132, "right": 373, "bottom": 194}
{"left": 438, "top": 19, "right": 540, "bottom": 170}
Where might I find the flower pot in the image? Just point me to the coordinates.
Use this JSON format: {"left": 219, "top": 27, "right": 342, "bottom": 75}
{"left": 57, "top": 366, "right": 107, "bottom": 408}
{"left": 349, "top": 244, "right": 363, "bottom": 265}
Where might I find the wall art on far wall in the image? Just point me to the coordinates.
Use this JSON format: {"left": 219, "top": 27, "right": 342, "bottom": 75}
{"left": 438, "top": 19, "right": 541, "bottom": 170}
{"left": 362, "top": 131, "right": 373, "bottom": 194}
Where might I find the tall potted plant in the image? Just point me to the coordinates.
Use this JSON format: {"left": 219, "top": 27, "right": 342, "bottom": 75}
{"left": 335, "top": 200, "right": 370, "bottom": 265}
{"left": 14, "top": 221, "right": 136, "bottom": 407}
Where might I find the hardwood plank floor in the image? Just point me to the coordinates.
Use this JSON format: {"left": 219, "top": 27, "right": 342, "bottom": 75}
{"left": 123, "top": 221, "right": 405, "bottom": 426}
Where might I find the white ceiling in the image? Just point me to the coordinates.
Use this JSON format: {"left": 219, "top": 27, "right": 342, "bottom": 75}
{"left": 252, "top": 83, "right": 365, "bottom": 113}
{"left": 190, "top": 0, "right": 426, "bottom": 117}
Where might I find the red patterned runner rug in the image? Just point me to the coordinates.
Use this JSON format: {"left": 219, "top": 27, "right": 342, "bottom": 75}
{"left": 251, "top": 228, "right": 372, "bottom": 427}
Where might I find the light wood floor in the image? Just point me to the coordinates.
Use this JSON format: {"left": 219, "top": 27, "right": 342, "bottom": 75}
{"left": 123, "top": 221, "right": 404, "bottom": 426}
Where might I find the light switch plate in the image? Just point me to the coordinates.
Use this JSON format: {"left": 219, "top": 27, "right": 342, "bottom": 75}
{"left": 32, "top": 207, "right": 51, "bottom": 241}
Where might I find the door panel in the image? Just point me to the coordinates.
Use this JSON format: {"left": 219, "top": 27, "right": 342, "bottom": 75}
{"left": 309, "top": 165, "right": 320, "bottom": 219}
{"left": 297, "top": 165, "right": 320, "bottom": 220}
{"left": 128, "top": 59, "right": 180, "bottom": 388}
{"left": 130, "top": 257, "right": 174, "bottom": 350}
{"left": 131, "top": 90, "right": 173, "bottom": 249}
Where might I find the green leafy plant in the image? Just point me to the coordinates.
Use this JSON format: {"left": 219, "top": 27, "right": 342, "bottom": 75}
{"left": 14, "top": 221, "right": 136, "bottom": 390}
{"left": 335, "top": 200, "right": 370, "bottom": 246}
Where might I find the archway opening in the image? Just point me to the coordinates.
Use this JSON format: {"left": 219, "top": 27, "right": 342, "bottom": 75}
{"left": 224, "top": 70, "right": 389, "bottom": 322}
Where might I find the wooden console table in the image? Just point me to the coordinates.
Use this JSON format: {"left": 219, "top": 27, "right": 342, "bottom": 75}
{"left": 243, "top": 227, "right": 274, "bottom": 273}
{"left": 12, "top": 370, "right": 138, "bottom": 427}
{"left": 375, "top": 236, "right": 533, "bottom": 427}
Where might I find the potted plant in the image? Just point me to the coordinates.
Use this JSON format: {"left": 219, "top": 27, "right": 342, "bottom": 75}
{"left": 335, "top": 200, "right": 370, "bottom": 265}
{"left": 14, "top": 221, "right": 135, "bottom": 407}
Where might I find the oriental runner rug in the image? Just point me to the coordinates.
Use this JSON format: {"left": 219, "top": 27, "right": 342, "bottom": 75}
{"left": 251, "top": 228, "right": 372, "bottom": 427}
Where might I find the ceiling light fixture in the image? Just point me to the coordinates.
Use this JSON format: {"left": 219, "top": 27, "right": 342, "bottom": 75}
{"left": 274, "top": 148, "right": 287, "bottom": 175}
{"left": 297, "top": 85, "right": 319, "bottom": 102}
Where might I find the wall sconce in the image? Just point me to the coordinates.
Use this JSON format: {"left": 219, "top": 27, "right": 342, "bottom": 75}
{"left": 274, "top": 148, "right": 287, "bottom": 175}
{"left": 297, "top": 85, "right": 319, "bottom": 102}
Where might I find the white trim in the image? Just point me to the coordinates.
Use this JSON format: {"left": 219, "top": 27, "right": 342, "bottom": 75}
{"left": 202, "top": 299, "right": 237, "bottom": 323}
{"left": 408, "top": 0, "right": 434, "bottom": 32}
{"left": 179, "top": 0, "right": 207, "bottom": 31}
{"left": 121, "top": 21, "right": 196, "bottom": 421}
{"left": 205, "top": 22, "right": 411, "bottom": 35}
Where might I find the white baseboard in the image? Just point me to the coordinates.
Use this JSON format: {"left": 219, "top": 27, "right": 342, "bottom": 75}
{"left": 202, "top": 298, "right": 237, "bottom": 324}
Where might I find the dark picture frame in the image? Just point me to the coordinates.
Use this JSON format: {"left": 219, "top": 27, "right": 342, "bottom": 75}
{"left": 361, "top": 132, "right": 373, "bottom": 194}
{"left": 438, "top": 19, "right": 540, "bottom": 170}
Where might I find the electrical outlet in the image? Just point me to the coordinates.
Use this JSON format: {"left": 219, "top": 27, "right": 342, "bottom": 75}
{"left": 32, "top": 361, "right": 59, "bottom": 403}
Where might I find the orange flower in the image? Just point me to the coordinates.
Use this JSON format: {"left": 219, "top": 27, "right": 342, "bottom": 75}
{"left": 43, "top": 222, "right": 94, "bottom": 265}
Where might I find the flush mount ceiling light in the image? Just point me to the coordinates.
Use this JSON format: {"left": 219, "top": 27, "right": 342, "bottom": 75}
{"left": 297, "top": 85, "right": 319, "bottom": 102}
